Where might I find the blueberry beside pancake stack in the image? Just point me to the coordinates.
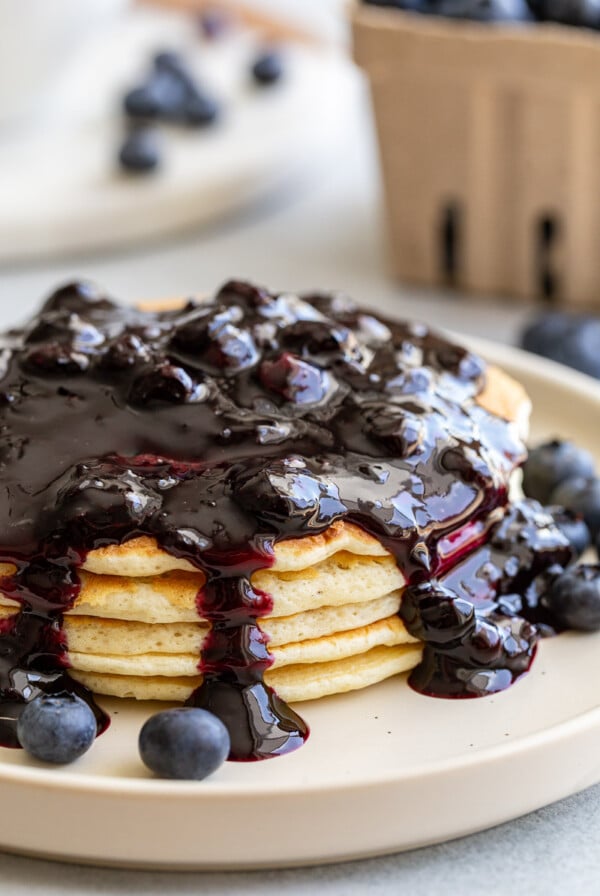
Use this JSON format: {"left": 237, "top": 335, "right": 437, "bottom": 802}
{"left": 0, "top": 281, "right": 572, "bottom": 760}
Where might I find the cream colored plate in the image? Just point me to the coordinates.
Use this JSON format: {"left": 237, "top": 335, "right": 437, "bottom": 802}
{"left": 0, "top": 340, "right": 599, "bottom": 870}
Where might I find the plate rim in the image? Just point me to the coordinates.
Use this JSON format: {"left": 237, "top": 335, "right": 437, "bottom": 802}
{"left": 0, "top": 676, "right": 598, "bottom": 798}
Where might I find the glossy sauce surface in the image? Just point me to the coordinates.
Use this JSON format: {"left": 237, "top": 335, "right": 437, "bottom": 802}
{"left": 0, "top": 281, "right": 570, "bottom": 758}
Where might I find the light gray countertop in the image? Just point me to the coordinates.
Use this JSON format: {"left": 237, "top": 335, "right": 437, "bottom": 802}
{"left": 1, "top": 783, "right": 599, "bottom": 895}
{"left": 0, "top": 72, "right": 595, "bottom": 896}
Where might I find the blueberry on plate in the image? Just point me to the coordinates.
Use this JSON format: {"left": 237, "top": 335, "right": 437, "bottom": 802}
{"left": 548, "top": 506, "right": 591, "bottom": 558}
{"left": 150, "top": 52, "right": 221, "bottom": 128}
{"left": 525, "top": 0, "right": 600, "bottom": 27}
{"left": 184, "top": 92, "right": 220, "bottom": 127}
{"left": 521, "top": 312, "right": 574, "bottom": 358}
{"left": 123, "top": 71, "right": 187, "bottom": 121}
{"left": 252, "top": 51, "right": 284, "bottom": 86}
{"left": 139, "top": 708, "right": 230, "bottom": 780}
{"left": 544, "top": 565, "right": 600, "bottom": 631}
{"left": 551, "top": 476, "right": 600, "bottom": 541}
{"left": 152, "top": 52, "right": 197, "bottom": 107}
{"left": 570, "top": 319, "right": 600, "bottom": 379}
{"left": 363, "top": 0, "right": 532, "bottom": 16}
{"left": 123, "top": 84, "right": 163, "bottom": 119}
{"left": 153, "top": 50, "right": 187, "bottom": 75}
{"left": 522, "top": 439, "right": 595, "bottom": 504}
{"left": 521, "top": 313, "right": 600, "bottom": 379}
{"left": 119, "top": 127, "right": 161, "bottom": 174}
{"left": 430, "top": 0, "right": 532, "bottom": 20}
{"left": 17, "top": 693, "right": 97, "bottom": 764}
{"left": 362, "top": 0, "right": 438, "bottom": 8}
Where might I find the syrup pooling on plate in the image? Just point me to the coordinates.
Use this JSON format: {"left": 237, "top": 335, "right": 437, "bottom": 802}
{"left": 402, "top": 501, "right": 573, "bottom": 697}
{"left": 0, "top": 280, "right": 569, "bottom": 759}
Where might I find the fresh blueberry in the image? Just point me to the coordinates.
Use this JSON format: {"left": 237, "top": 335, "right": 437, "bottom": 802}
{"left": 17, "top": 693, "right": 97, "bottom": 764}
{"left": 139, "top": 707, "right": 230, "bottom": 780}
{"left": 136, "top": 53, "right": 220, "bottom": 127}
{"left": 570, "top": 319, "right": 600, "bottom": 378}
{"left": 525, "top": 0, "right": 600, "bottom": 26}
{"left": 153, "top": 50, "right": 186, "bottom": 74}
{"left": 430, "top": 0, "right": 532, "bottom": 20}
{"left": 521, "top": 314, "right": 600, "bottom": 379}
{"left": 152, "top": 52, "right": 199, "bottom": 106}
{"left": 551, "top": 476, "right": 600, "bottom": 540}
{"left": 544, "top": 565, "right": 600, "bottom": 631}
{"left": 363, "top": 0, "right": 532, "bottom": 17}
{"left": 521, "top": 312, "right": 574, "bottom": 358}
{"left": 124, "top": 73, "right": 187, "bottom": 121}
{"left": 124, "top": 84, "right": 161, "bottom": 119}
{"left": 119, "top": 128, "right": 161, "bottom": 174}
{"left": 548, "top": 506, "right": 591, "bottom": 558}
{"left": 185, "top": 92, "right": 220, "bottom": 127}
{"left": 252, "top": 51, "right": 284, "bottom": 86}
{"left": 362, "top": 0, "right": 433, "bottom": 8}
{"left": 522, "top": 439, "right": 595, "bottom": 504}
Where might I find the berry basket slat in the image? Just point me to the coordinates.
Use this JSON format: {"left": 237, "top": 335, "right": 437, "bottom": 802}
{"left": 352, "top": 4, "right": 600, "bottom": 307}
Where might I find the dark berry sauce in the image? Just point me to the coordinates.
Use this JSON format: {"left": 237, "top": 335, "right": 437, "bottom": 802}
{"left": 0, "top": 280, "right": 572, "bottom": 759}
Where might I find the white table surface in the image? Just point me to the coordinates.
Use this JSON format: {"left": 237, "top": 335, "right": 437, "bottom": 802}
{"left": 0, "top": 28, "right": 597, "bottom": 895}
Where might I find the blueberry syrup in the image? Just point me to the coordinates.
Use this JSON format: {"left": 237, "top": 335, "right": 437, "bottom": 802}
{"left": 402, "top": 501, "right": 572, "bottom": 697}
{"left": 0, "top": 280, "right": 573, "bottom": 759}
{"left": 195, "top": 576, "right": 308, "bottom": 760}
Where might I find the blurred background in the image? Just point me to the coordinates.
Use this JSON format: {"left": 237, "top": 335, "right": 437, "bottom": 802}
{"left": 0, "top": 0, "right": 598, "bottom": 374}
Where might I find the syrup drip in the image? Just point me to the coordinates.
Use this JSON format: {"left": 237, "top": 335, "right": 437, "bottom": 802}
{"left": 0, "top": 280, "right": 572, "bottom": 759}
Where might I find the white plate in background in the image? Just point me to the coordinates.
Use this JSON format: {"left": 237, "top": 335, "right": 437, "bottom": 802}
{"left": 0, "top": 6, "right": 356, "bottom": 262}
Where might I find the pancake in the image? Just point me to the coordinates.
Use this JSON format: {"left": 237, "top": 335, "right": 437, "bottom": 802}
{"left": 59, "top": 594, "right": 407, "bottom": 653}
{"left": 68, "top": 616, "right": 414, "bottom": 677}
{"left": 80, "top": 518, "right": 392, "bottom": 578}
{"left": 0, "top": 549, "right": 404, "bottom": 622}
{"left": 0, "top": 279, "right": 572, "bottom": 764}
{"left": 71, "top": 645, "right": 424, "bottom": 704}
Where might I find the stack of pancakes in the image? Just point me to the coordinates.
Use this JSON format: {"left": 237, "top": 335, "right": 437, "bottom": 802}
{"left": 0, "top": 364, "right": 529, "bottom": 706}
{"left": 0, "top": 525, "right": 420, "bottom": 702}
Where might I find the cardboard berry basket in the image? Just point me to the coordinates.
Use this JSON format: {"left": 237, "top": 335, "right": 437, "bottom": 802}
{"left": 352, "top": 4, "right": 600, "bottom": 307}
